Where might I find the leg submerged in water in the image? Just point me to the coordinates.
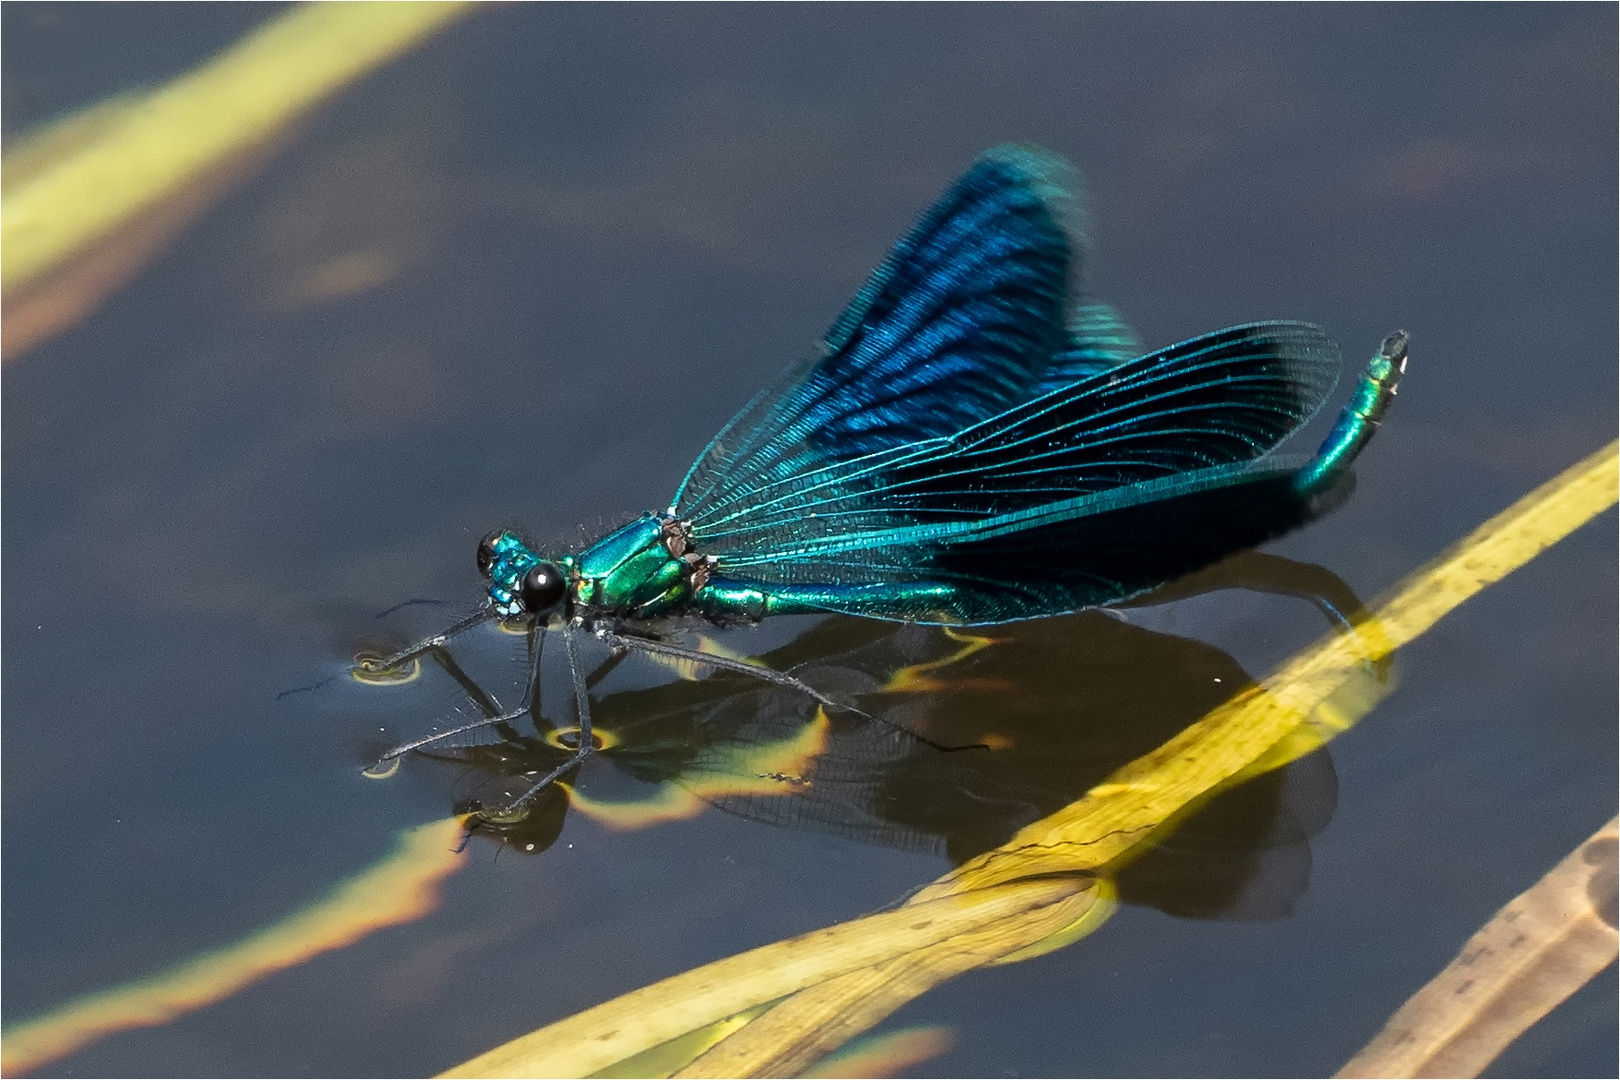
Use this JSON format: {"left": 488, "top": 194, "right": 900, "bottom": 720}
{"left": 365, "top": 626, "right": 546, "bottom": 774}
{"left": 484, "top": 623, "right": 599, "bottom": 816}
{"left": 594, "top": 629, "right": 843, "bottom": 709}
{"left": 354, "top": 607, "right": 495, "bottom": 677}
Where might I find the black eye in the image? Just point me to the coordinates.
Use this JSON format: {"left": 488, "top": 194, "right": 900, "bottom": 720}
{"left": 477, "top": 531, "right": 502, "bottom": 577}
{"left": 520, "top": 563, "right": 567, "bottom": 616}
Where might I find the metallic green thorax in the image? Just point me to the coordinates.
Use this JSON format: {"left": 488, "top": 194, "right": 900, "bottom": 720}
{"left": 572, "top": 515, "right": 702, "bottom": 616}
{"left": 485, "top": 515, "right": 714, "bottom": 621}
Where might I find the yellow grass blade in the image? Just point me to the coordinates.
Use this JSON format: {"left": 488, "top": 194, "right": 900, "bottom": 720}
{"left": 2, "top": 1, "right": 473, "bottom": 295}
{"left": 439, "top": 878, "right": 1100, "bottom": 1079}
{"left": 1, "top": 2, "right": 474, "bottom": 357}
{"left": 444, "top": 441, "right": 1617, "bottom": 1079}
{"left": 1338, "top": 817, "right": 1618, "bottom": 1078}
{"left": 2, "top": 818, "right": 470, "bottom": 1076}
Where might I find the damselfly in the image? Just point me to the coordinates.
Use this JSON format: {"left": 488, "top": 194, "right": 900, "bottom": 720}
{"left": 360, "top": 145, "right": 1407, "bottom": 813}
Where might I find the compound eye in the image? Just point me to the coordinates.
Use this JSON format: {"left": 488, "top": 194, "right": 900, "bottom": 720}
{"left": 520, "top": 563, "right": 567, "bottom": 616}
{"left": 477, "top": 531, "right": 502, "bottom": 577}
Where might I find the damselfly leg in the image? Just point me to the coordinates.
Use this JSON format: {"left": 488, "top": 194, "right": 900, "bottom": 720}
{"left": 364, "top": 619, "right": 545, "bottom": 776}
{"left": 483, "top": 624, "right": 600, "bottom": 815}
{"left": 594, "top": 629, "right": 844, "bottom": 710}
{"left": 353, "top": 606, "right": 496, "bottom": 680}
{"left": 365, "top": 613, "right": 853, "bottom": 814}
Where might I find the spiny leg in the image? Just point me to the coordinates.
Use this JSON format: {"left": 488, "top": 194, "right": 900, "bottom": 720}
{"left": 593, "top": 628, "right": 848, "bottom": 710}
{"left": 584, "top": 646, "right": 632, "bottom": 690}
{"left": 484, "top": 625, "right": 897, "bottom": 815}
{"left": 492, "top": 623, "right": 596, "bottom": 813}
{"left": 367, "top": 624, "right": 544, "bottom": 771}
{"left": 355, "top": 606, "right": 496, "bottom": 676}
{"left": 568, "top": 622, "right": 594, "bottom": 751}
{"left": 521, "top": 623, "right": 547, "bottom": 718}
{"left": 281, "top": 608, "right": 498, "bottom": 702}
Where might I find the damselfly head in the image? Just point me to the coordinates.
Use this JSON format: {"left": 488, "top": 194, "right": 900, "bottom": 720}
{"left": 476, "top": 531, "right": 502, "bottom": 577}
{"left": 519, "top": 562, "right": 567, "bottom": 618}
{"left": 477, "top": 529, "right": 562, "bottom": 618}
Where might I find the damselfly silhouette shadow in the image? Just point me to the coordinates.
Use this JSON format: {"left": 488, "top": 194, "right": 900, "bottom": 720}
{"left": 340, "top": 551, "right": 1384, "bottom": 920}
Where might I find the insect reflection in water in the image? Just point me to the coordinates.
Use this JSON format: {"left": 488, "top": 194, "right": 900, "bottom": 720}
{"left": 349, "top": 551, "right": 1379, "bottom": 922}
{"left": 353, "top": 144, "right": 1406, "bottom": 832}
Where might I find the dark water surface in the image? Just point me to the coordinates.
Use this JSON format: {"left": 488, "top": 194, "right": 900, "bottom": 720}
{"left": 4, "top": 5, "right": 1615, "bottom": 1077}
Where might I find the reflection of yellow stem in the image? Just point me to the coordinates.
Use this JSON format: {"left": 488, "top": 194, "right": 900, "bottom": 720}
{"left": 443, "top": 442, "right": 1619, "bottom": 1080}
{"left": 1, "top": 818, "right": 469, "bottom": 1077}
{"left": 565, "top": 709, "right": 834, "bottom": 831}
{"left": 880, "top": 628, "right": 1001, "bottom": 693}
{"left": 1, "top": 1, "right": 475, "bottom": 296}
{"left": 567, "top": 782, "right": 710, "bottom": 830}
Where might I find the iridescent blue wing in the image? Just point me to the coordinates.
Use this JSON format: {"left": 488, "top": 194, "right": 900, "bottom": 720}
{"left": 670, "top": 145, "right": 1344, "bottom": 623}
{"left": 753, "top": 458, "right": 1345, "bottom": 623}
{"left": 673, "top": 146, "right": 1082, "bottom": 518}
{"left": 687, "top": 320, "right": 1343, "bottom": 622}
{"left": 1040, "top": 300, "right": 1143, "bottom": 393}
{"left": 692, "top": 322, "right": 1339, "bottom": 557}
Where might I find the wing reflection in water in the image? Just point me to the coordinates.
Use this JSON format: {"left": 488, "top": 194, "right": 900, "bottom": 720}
{"left": 346, "top": 553, "right": 1377, "bottom": 922}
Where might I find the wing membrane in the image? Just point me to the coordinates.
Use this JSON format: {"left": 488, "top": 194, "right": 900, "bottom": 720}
{"left": 690, "top": 322, "right": 1340, "bottom": 572}
{"left": 781, "top": 460, "right": 1347, "bottom": 622}
{"left": 673, "top": 146, "right": 1081, "bottom": 516}
{"left": 669, "top": 147, "right": 1346, "bottom": 623}
{"left": 1039, "top": 300, "right": 1143, "bottom": 393}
